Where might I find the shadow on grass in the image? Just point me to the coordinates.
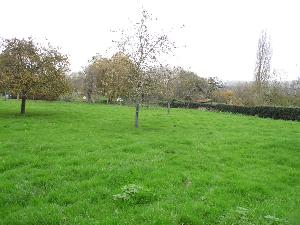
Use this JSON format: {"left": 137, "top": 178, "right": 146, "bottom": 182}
{"left": 0, "top": 110, "right": 64, "bottom": 120}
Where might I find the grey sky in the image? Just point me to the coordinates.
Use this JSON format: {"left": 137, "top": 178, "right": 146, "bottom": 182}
{"left": 1, "top": 0, "right": 300, "bottom": 81}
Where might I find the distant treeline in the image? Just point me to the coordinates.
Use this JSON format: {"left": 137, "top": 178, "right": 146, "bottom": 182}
{"left": 64, "top": 53, "right": 300, "bottom": 108}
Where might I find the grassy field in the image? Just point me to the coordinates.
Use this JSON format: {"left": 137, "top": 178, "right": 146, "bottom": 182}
{"left": 0, "top": 100, "right": 299, "bottom": 225}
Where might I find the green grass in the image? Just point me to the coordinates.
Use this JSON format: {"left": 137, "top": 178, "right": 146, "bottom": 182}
{"left": 0, "top": 100, "right": 299, "bottom": 225}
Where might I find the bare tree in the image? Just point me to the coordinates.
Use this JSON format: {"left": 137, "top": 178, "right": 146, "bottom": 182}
{"left": 254, "top": 30, "right": 272, "bottom": 97}
{"left": 114, "top": 9, "right": 176, "bottom": 128}
{"left": 148, "top": 65, "right": 177, "bottom": 113}
{"left": 159, "top": 66, "right": 177, "bottom": 114}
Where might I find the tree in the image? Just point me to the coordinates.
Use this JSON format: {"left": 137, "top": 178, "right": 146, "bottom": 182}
{"left": 254, "top": 30, "right": 272, "bottom": 101}
{"left": 83, "top": 53, "right": 137, "bottom": 103}
{"left": 155, "top": 66, "right": 177, "bottom": 113}
{"left": 69, "top": 71, "right": 85, "bottom": 95}
{"left": 173, "top": 69, "right": 209, "bottom": 101}
{"left": 101, "top": 53, "right": 138, "bottom": 102}
{"left": 84, "top": 57, "right": 101, "bottom": 103}
{"left": 0, "top": 65, "right": 8, "bottom": 99}
{"left": 207, "top": 77, "right": 224, "bottom": 98}
{"left": 114, "top": 9, "right": 175, "bottom": 127}
{"left": 140, "top": 66, "right": 177, "bottom": 112}
{"left": 0, "top": 37, "right": 69, "bottom": 114}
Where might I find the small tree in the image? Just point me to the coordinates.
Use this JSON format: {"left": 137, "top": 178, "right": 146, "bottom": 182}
{"left": 153, "top": 66, "right": 178, "bottom": 113}
{"left": 254, "top": 30, "right": 272, "bottom": 102}
{"left": 0, "top": 37, "right": 69, "bottom": 114}
{"left": 114, "top": 10, "right": 175, "bottom": 127}
{"left": 84, "top": 58, "right": 100, "bottom": 103}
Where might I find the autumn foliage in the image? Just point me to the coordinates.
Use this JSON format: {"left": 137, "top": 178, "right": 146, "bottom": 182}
{"left": 0, "top": 37, "right": 70, "bottom": 113}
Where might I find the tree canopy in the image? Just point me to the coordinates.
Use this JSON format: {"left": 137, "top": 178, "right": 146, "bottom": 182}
{"left": 0, "top": 37, "right": 70, "bottom": 113}
{"left": 84, "top": 53, "right": 138, "bottom": 103}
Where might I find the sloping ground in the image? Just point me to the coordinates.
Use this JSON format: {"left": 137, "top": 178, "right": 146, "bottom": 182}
{"left": 0, "top": 100, "right": 299, "bottom": 224}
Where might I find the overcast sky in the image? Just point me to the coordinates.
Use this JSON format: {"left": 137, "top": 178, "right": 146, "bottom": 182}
{"left": 1, "top": 0, "right": 300, "bottom": 81}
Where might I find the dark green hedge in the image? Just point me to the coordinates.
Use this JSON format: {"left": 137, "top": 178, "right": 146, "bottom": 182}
{"left": 159, "top": 100, "right": 300, "bottom": 121}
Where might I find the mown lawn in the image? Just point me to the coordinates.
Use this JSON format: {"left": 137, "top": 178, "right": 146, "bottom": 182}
{"left": 0, "top": 100, "right": 299, "bottom": 225}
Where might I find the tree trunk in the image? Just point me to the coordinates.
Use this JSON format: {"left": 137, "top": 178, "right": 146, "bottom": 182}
{"left": 21, "top": 95, "right": 26, "bottom": 114}
{"left": 135, "top": 103, "right": 140, "bottom": 128}
{"left": 4, "top": 92, "right": 7, "bottom": 101}
{"left": 87, "top": 91, "right": 92, "bottom": 103}
{"left": 167, "top": 102, "right": 170, "bottom": 114}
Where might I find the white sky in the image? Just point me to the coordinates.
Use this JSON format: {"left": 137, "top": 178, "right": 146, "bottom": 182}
{"left": 1, "top": 0, "right": 300, "bottom": 81}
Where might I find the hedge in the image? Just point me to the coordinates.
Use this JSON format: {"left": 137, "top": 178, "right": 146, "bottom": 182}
{"left": 159, "top": 100, "right": 300, "bottom": 121}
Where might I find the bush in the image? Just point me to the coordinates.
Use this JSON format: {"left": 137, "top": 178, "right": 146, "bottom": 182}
{"left": 213, "top": 104, "right": 300, "bottom": 121}
{"left": 159, "top": 100, "right": 300, "bottom": 121}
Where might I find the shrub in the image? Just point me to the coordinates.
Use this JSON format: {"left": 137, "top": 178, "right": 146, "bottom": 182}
{"left": 213, "top": 104, "right": 300, "bottom": 121}
{"left": 159, "top": 100, "right": 300, "bottom": 121}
